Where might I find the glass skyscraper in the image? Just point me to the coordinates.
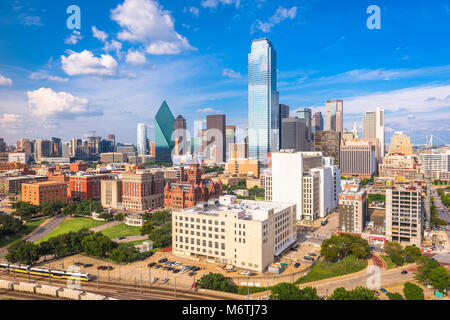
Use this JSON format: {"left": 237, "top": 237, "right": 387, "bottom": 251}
{"left": 248, "top": 38, "right": 279, "bottom": 165}
{"left": 154, "top": 101, "right": 175, "bottom": 162}
{"left": 296, "top": 108, "right": 312, "bottom": 141}
{"left": 137, "top": 123, "right": 147, "bottom": 155}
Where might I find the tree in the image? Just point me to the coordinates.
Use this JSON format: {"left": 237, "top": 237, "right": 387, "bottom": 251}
{"left": 0, "top": 215, "right": 24, "bottom": 237}
{"left": 329, "top": 286, "right": 377, "bottom": 300}
{"left": 11, "top": 202, "right": 39, "bottom": 221}
{"left": 197, "top": 273, "right": 236, "bottom": 293}
{"left": 143, "top": 210, "right": 171, "bottom": 227}
{"left": 387, "top": 292, "right": 404, "bottom": 300}
{"left": 321, "top": 234, "right": 371, "bottom": 262}
{"left": 428, "top": 266, "right": 450, "bottom": 293}
{"left": 270, "top": 283, "right": 303, "bottom": 300}
{"left": 403, "top": 282, "right": 424, "bottom": 300}
{"left": 299, "top": 286, "right": 320, "bottom": 300}
{"left": 114, "top": 213, "right": 125, "bottom": 222}
{"left": 5, "top": 240, "right": 40, "bottom": 265}
{"left": 81, "top": 233, "right": 117, "bottom": 258}
{"left": 404, "top": 246, "right": 422, "bottom": 263}
{"left": 98, "top": 212, "right": 113, "bottom": 221}
{"left": 110, "top": 244, "right": 141, "bottom": 263}
{"left": 148, "top": 222, "right": 172, "bottom": 248}
{"left": 63, "top": 203, "right": 77, "bottom": 216}
{"left": 141, "top": 220, "right": 155, "bottom": 236}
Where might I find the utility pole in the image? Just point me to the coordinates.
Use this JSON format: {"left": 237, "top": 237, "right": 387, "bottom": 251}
{"left": 140, "top": 272, "right": 143, "bottom": 295}
{"left": 107, "top": 261, "right": 110, "bottom": 282}
{"left": 48, "top": 263, "right": 51, "bottom": 283}
{"left": 174, "top": 277, "right": 177, "bottom": 299}
{"left": 97, "top": 270, "right": 99, "bottom": 289}
{"left": 267, "top": 283, "right": 269, "bottom": 300}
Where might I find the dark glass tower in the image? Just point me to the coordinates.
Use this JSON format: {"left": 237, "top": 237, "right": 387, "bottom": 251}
{"left": 155, "top": 101, "right": 175, "bottom": 162}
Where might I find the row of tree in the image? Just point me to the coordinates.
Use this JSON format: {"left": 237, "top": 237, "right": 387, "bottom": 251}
{"left": 62, "top": 200, "right": 102, "bottom": 217}
{"left": 437, "top": 188, "right": 450, "bottom": 208}
{"left": 141, "top": 210, "right": 172, "bottom": 248}
{"left": 0, "top": 215, "right": 24, "bottom": 237}
{"left": 320, "top": 234, "right": 371, "bottom": 262}
{"left": 384, "top": 241, "right": 423, "bottom": 266}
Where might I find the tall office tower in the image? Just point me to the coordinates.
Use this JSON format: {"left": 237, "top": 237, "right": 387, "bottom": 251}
{"left": 0, "top": 138, "right": 5, "bottom": 152}
{"left": 363, "top": 107, "right": 385, "bottom": 160}
{"left": 225, "top": 126, "right": 236, "bottom": 161}
{"left": 386, "top": 185, "right": 424, "bottom": 247}
{"left": 34, "top": 139, "right": 51, "bottom": 162}
{"left": 155, "top": 101, "right": 175, "bottom": 162}
{"left": 61, "top": 141, "right": 71, "bottom": 158}
{"left": 296, "top": 108, "right": 312, "bottom": 141}
{"left": 206, "top": 114, "right": 226, "bottom": 163}
{"left": 326, "top": 100, "right": 344, "bottom": 134}
{"left": 279, "top": 104, "right": 290, "bottom": 146}
{"left": 51, "top": 137, "right": 62, "bottom": 157}
{"left": 248, "top": 38, "right": 279, "bottom": 165}
{"left": 228, "top": 142, "right": 248, "bottom": 160}
{"left": 281, "top": 118, "right": 306, "bottom": 151}
{"left": 107, "top": 135, "right": 116, "bottom": 151}
{"left": 312, "top": 112, "right": 324, "bottom": 134}
{"left": 173, "top": 115, "right": 187, "bottom": 156}
{"left": 338, "top": 183, "right": 368, "bottom": 234}
{"left": 19, "top": 138, "right": 32, "bottom": 154}
{"left": 137, "top": 123, "right": 148, "bottom": 156}
{"left": 314, "top": 131, "right": 341, "bottom": 167}
{"left": 388, "top": 132, "right": 413, "bottom": 156}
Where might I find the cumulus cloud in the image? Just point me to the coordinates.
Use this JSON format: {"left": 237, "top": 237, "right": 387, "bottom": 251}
{"left": 27, "top": 88, "right": 101, "bottom": 118}
{"left": 0, "top": 113, "right": 23, "bottom": 123}
{"left": 61, "top": 50, "right": 118, "bottom": 76}
{"left": 111, "top": 0, "right": 195, "bottom": 55}
{"left": 222, "top": 68, "right": 242, "bottom": 79}
{"left": 197, "top": 107, "right": 217, "bottom": 113}
{"left": 0, "top": 74, "right": 13, "bottom": 86}
{"left": 64, "top": 30, "right": 83, "bottom": 45}
{"left": 126, "top": 50, "right": 148, "bottom": 65}
{"left": 92, "top": 26, "right": 108, "bottom": 42}
{"left": 29, "top": 72, "right": 68, "bottom": 82}
{"left": 183, "top": 6, "right": 200, "bottom": 16}
{"left": 251, "top": 6, "right": 297, "bottom": 33}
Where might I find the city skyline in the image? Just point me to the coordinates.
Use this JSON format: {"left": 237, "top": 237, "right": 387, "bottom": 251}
{"left": 0, "top": 0, "right": 449, "bottom": 146}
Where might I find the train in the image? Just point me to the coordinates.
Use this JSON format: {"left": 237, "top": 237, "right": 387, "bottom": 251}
{"left": 0, "top": 263, "right": 92, "bottom": 282}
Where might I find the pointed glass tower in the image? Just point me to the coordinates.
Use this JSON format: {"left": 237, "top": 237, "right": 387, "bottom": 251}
{"left": 155, "top": 101, "right": 175, "bottom": 162}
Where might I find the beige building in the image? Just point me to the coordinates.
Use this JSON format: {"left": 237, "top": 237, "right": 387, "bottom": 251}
{"left": 101, "top": 178, "right": 123, "bottom": 209}
{"left": 225, "top": 159, "right": 259, "bottom": 178}
{"left": 340, "top": 142, "right": 376, "bottom": 178}
{"left": 386, "top": 185, "right": 423, "bottom": 247}
{"left": 388, "top": 132, "right": 413, "bottom": 156}
{"left": 121, "top": 170, "right": 165, "bottom": 211}
{"left": 379, "top": 154, "right": 422, "bottom": 182}
{"left": 302, "top": 171, "right": 320, "bottom": 221}
{"left": 325, "top": 100, "right": 344, "bottom": 134}
{"left": 338, "top": 183, "right": 368, "bottom": 234}
{"left": 228, "top": 143, "right": 248, "bottom": 160}
{"left": 172, "top": 196, "right": 297, "bottom": 273}
{"left": 101, "top": 152, "right": 128, "bottom": 163}
{"left": 261, "top": 168, "right": 272, "bottom": 201}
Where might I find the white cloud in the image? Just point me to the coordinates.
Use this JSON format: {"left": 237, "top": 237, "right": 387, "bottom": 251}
{"left": 0, "top": 75, "right": 13, "bottom": 86}
{"left": 111, "top": 0, "right": 195, "bottom": 55}
{"left": 251, "top": 6, "right": 297, "bottom": 33}
{"left": 184, "top": 6, "right": 200, "bottom": 16}
{"left": 27, "top": 88, "right": 97, "bottom": 118}
{"left": 64, "top": 30, "right": 83, "bottom": 45}
{"left": 29, "top": 72, "right": 68, "bottom": 82}
{"left": 201, "top": 0, "right": 240, "bottom": 9}
{"left": 0, "top": 113, "right": 23, "bottom": 123}
{"left": 126, "top": 50, "right": 148, "bottom": 65}
{"left": 222, "top": 68, "right": 242, "bottom": 79}
{"left": 92, "top": 26, "right": 108, "bottom": 42}
{"left": 197, "top": 107, "right": 217, "bottom": 113}
{"left": 61, "top": 50, "right": 118, "bottom": 76}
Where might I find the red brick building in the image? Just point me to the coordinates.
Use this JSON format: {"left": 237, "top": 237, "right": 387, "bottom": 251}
{"left": 22, "top": 181, "right": 67, "bottom": 206}
{"left": 164, "top": 165, "right": 222, "bottom": 210}
{"left": 70, "top": 162, "right": 88, "bottom": 172}
{"left": 121, "top": 170, "right": 165, "bottom": 211}
{"left": 68, "top": 173, "right": 109, "bottom": 201}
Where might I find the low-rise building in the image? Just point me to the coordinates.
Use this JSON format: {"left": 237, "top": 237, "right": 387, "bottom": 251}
{"left": 69, "top": 173, "right": 110, "bottom": 201}
{"left": 172, "top": 195, "right": 296, "bottom": 273}
{"left": 101, "top": 178, "right": 123, "bottom": 209}
{"left": 21, "top": 181, "right": 67, "bottom": 206}
{"left": 338, "top": 183, "right": 368, "bottom": 234}
{"left": 0, "top": 175, "right": 47, "bottom": 194}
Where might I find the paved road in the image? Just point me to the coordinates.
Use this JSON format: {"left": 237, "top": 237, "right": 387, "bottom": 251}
{"left": 91, "top": 221, "right": 120, "bottom": 232}
{"left": 113, "top": 235, "right": 148, "bottom": 243}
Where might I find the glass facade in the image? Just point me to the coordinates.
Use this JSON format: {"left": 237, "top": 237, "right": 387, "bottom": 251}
{"left": 137, "top": 123, "right": 147, "bottom": 155}
{"left": 248, "top": 38, "right": 279, "bottom": 165}
{"left": 296, "top": 108, "right": 312, "bottom": 141}
{"left": 155, "top": 101, "right": 175, "bottom": 162}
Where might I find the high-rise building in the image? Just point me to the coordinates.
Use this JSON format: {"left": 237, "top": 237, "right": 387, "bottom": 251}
{"left": 101, "top": 178, "right": 122, "bottom": 209}
{"left": 19, "top": 138, "right": 32, "bottom": 154}
{"left": 340, "top": 143, "right": 376, "bottom": 178}
{"left": 419, "top": 151, "right": 450, "bottom": 179}
{"left": 338, "top": 183, "right": 368, "bottom": 234}
{"left": 228, "top": 143, "right": 248, "bottom": 160}
{"left": 61, "top": 141, "right": 71, "bottom": 158}
{"left": 326, "top": 100, "right": 344, "bottom": 134}
{"left": 225, "top": 126, "right": 236, "bottom": 161}
{"left": 281, "top": 118, "right": 306, "bottom": 151}
{"left": 386, "top": 185, "right": 424, "bottom": 246}
{"left": 388, "top": 132, "right": 413, "bottom": 156}
{"left": 173, "top": 115, "right": 187, "bottom": 156}
{"left": 363, "top": 107, "right": 385, "bottom": 160}
{"left": 312, "top": 112, "right": 324, "bottom": 134}
{"left": 137, "top": 123, "right": 148, "bottom": 156}
{"left": 279, "top": 104, "right": 290, "bottom": 146}
{"left": 34, "top": 139, "right": 52, "bottom": 162}
{"left": 122, "top": 169, "right": 165, "bottom": 211}
{"left": 206, "top": 115, "right": 226, "bottom": 163}
{"left": 314, "top": 131, "right": 341, "bottom": 167}
{"left": 155, "top": 101, "right": 175, "bottom": 162}
{"left": 296, "top": 108, "right": 312, "bottom": 141}
{"left": 248, "top": 38, "right": 279, "bottom": 165}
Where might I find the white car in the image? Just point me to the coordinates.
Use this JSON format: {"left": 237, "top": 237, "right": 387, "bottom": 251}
{"left": 241, "top": 271, "right": 250, "bottom": 275}
{"left": 161, "top": 278, "right": 170, "bottom": 284}
{"left": 151, "top": 277, "right": 159, "bottom": 283}
{"left": 173, "top": 262, "right": 181, "bottom": 266}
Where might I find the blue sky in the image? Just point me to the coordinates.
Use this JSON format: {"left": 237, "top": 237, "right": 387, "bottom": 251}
{"left": 0, "top": 0, "right": 449, "bottom": 146}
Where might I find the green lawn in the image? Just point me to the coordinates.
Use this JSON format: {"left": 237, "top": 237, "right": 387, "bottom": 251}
{"left": 380, "top": 255, "right": 397, "bottom": 270}
{"left": 294, "top": 255, "right": 368, "bottom": 285}
{"left": 99, "top": 224, "right": 142, "bottom": 239}
{"left": 36, "top": 218, "right": 107, "bottom": 244}
{"left": 0, "top": 218, "right": 47, "bottom": 248}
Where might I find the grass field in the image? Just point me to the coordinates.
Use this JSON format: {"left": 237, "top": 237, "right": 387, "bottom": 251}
{"left": 0, "top": 218, "right": 47, "bottom": 248}
{"left": 380, "top": 255, "right": 397, "bottom": 270}
{"left": 294, "top": 255, "right": 368, "bottom": 285}
{"left": 99, "top": 224, "right": 142, "bottom": 239}
{"left": 36, "top": 218, "right": 107, "bottom": 244}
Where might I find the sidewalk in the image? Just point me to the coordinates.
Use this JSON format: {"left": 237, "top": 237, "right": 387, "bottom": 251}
{"left": 90, "top": 221, "right": 120, "bottom": 232}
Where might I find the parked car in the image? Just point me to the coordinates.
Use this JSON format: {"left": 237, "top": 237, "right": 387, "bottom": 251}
{"left": 380, "top": 288, "right": 388, "bottom": 294}
{"left": 148, "top": 262, "right": 156, "bottom": 268}
{"left": 107, "top": 266, "right": 114, "bottom": 271}
{"left": 294, "top": 263, "right": 301, "bottom": 268}
{"left": 97, "top": 266, "right": 107, "bottom": 270}
{"left": 161, "top": 278, "right": 169, "bottom": 284}
{"left": 83, "top": 264, "right": 93, "bottom": 268}
{"left": 401, "top": 270, "right": 408, "bottom": 275}
{"left": 193, "top": 267, "right": 201, "bottom": 271}
{"left": 118, "top": 237, "right": 126, "bottom": 240}
{"left": 151, "top": 277, "right": 159, "bottom": 283}
{"left": 308, "top": 253, "right": 317, "bottom": 256}
{"left": 74, "top": 262, "right": 84, "bottom": 267}
{"left": 154, "top": 265, "right": 161, "bottom": 269}
{"left": 241, "top": 270, "right": 250, "bottom": 275}
{"left": 173, "top": 269, "right": 180, "bottom": 274}
{"left": 159, "top": 258, "right": 168, "bottom": 263}
{"left": 188, "top": 272, "right": 195, "bottom": 277}
{"left": 180, "top": 269, "right": 189, "bottom": 274}
{"left": 373, "top": 290, "right": 380, "bottom": 296}
{"left": 167, "top": 267, "right": 174, "bottom": 271}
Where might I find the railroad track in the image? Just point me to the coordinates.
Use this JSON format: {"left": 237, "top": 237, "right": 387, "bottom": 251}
{"left": 0, "top": 272, "right": 237, "bottom": 300}
{"left": 0, "top": 289, "right": 60, "bottom": 300}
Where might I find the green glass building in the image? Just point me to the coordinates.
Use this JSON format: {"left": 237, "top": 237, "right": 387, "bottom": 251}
{"left": 155, "top": 101, "right": 175, "bottom": 162}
